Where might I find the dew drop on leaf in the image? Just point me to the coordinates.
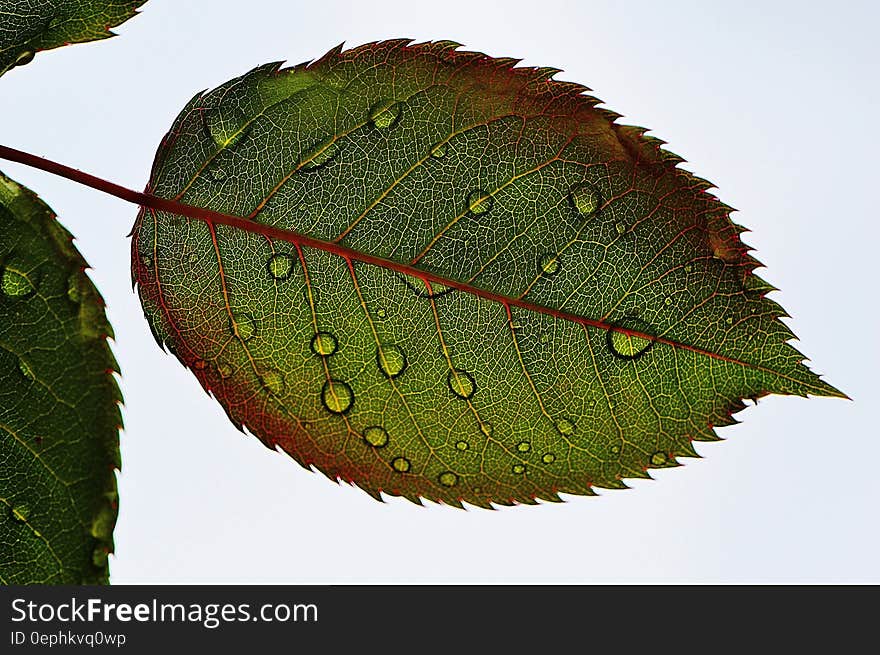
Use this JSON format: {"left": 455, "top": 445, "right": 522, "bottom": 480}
{"left": 539, "top": 253, "right": 560, "bottom": 277}
{"left": 430, "top": 142, "right": 447, "bottom": 158}
{"left": 321, "top": 379, "right": 353, "bottom": 414}
{"left": 447, "top": 368, "right": 476, "bottom": 400}
{"left": 375, "top": 308, "right": 387, "bottom": 319}
{"left": 66, "top": 273, "right": 81, "bottom": 303}
{"left": 229, "top": 312, "right": 256, "bottom": 341}
{"left": 10, "top": 504, "right": 30, "bottom": 522}
{"left": 369, "top": 100, "right": 402, "bottom": 129}
{"left": 610, "top": 444, "right": 621, "bottom": 455}
{"left": 266, "top": 253, "right": 294, "bottom": 280}
{"left": 301, "top": 139, "right": 341, "bottom": 171}
{"left": 261, "top": 369, "right": 286, "bottom": 395}
{"left": 466, "top": 189, "right": 494, "bottom": 215}
{"left": 18, "top": 359, "right": 34, "bottom": 381}
{"left": 204, "top": 105, "right": 249, "bottom": 148}
{"left": 455, "top": 440, "right": 469, "bottom": 451}
{"left": 92, "top": 547, "right": 108, "bottom": 567}
{"left": 542, "top": 452, "right": 556, "bottom": 464}
{"left": 2, "top": 267, "right": 35, "bottom": 299}
{"left": 569, "top": 183, "right": 600, "bottom": 217}
{"left": 363, "top": 426, "right": 389, "bottom": 448}
{"left": 512, "top": 464, "right": 526, "bottom": 475}
{"left": 607, "top": 322, "right": 654, "bottom": 360}
{"left": 438, "top": 471, "right": 458, "bottom": 487}
{"left": 555, "top": 418, "right": 575, "bottom": 436}
{"left": 376, "top": 343, "right": 407, "bottom": 379}
{"left": 516, "top": 440, "right": 531, "bottom": 453}
{"left": 392, "top": 456, "right": 411, "bottom": 473}
{"left": 650, "top": 451, "right": 668, "bottom": 466}
{"left": 310, "top": 331, "right": 338, "bottom": 356}
{"left": 14, "top": 51, "right": 35, "bottom": 67}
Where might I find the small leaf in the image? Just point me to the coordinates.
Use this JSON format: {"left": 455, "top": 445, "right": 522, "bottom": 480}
{"left": 0, "top": 0, "right": 147, "bottom": 77}
{"left": 0, "top": 170, "right": 121, "bottom": 583}
{"left": 132, "top": 41, "right": 843, "bottom": 508}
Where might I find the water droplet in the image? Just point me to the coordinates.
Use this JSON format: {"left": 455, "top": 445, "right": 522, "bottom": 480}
{"left": 455, "top": 440, "right": 469, "bottom": 451}
{"left": 1, "top": 267, "right": 35, "bottom": 299}
{"left": 650, "top": 451, "right": 668, "bottom": 467}
{"left": 92, "top": 547, "right": 108, "bottom": 568}
{"left": 615, "top": 222, "right": 628, "bottom": 235}
{"left": 438, "top": 471, "right": 458, "bottom": 487}
{"left": 479, "top": 422, "right": 493, "bottom": 437}
{"left": 261, "top": 369, "right": 285, "bottom": 395}
{"left": 466, "top": 189, "right": 494, "bottom": 215}
{"left": 376, "top": 308, "right": 387, "bottom": 319}
{"left": 207, "top": 165, "right": 227, "bottom": 182}
{"left": 301, "top": 139, "right": 341, "bottom": 171}
{"left": 447, "top": 368, "right": 476, "bottom": 400}
{"left": 369, "top": 100, "right": 403, "bottom": 129}
{"left": 539, "top": 253, "right": 560, "bottom": 277}
{"left": 310, "top": 331, "right": 338, "bottom": 357}
{"left": 204, "top": 104, "right": 249, "bottom": 148}
{"left": 10, "top": 504, "right": 30, "bottom": 522}
{"left": 542, "top": 452, "right": 556, "bottom": 464}
{"left": 664, "top": 296, "right": 673, "bottom": 306}
{"left": 192, "top": 359, "right": 207, "bottom": 371}
{"left": 321, "top": 379, "right": 353, "bottom": 414}
{"left": 18, "top": 359, "right": 34, "bottom": 381}
{"left": 14, "top": 50, "right": 35, "bottom": 67}
{"left": 430, "top": 142, "right": 448, "bottom": 158}
{"left": 725, "top": 316, "right": 734, "bottom": 325}
{"left": 391, "top": 456, "right": 411, "bottom": 473}
{"left": 376, "top": 343, "right": 407, "bottom": 379}
{"left": 555, "top": 418, "right": 575, "bottom": 436}
{"left": 363, "top": 426, "right": 389, "bottom": 448}
{"left": 610, "top": 444, "right": 621, "bottom": 455}
{"left": 229, "top": 312, "right": 256, "bottom": 341}
{"left": 217, "top": 362, "right": 233, "bottom": 378}
{"left": 516, "top": 441, "right": 531, "bottom": 453}
{"left": 512, "top": 463, "right": 526, "bottom": 475}
{"left": 267, "top": 253, "right": 294, "bottom": 280}
{"left": 607, "top": 319, "right": 654, "bottom": 360}
{"left": 569, "top": 183, "right": 600, "bottom": 217}
{"left": 66, "top": 273, "right": 81, "bottom": 303}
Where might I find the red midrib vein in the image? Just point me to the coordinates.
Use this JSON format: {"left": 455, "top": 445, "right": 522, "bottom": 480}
{"left": 0, "top": 143, "right": 775, "bottom": 373}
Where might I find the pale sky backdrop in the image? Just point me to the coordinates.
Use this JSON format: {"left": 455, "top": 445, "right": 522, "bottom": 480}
{"left": 1, "top": 0, "right": 877, "bottom": 583}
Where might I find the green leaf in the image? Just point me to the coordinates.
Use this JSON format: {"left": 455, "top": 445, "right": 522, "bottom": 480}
{"left": 0, "top": 170, "right": 121, "bottom": 582}
{"left": 0, "top": 0, "right": 146, "bottom": 77}
{"left": 132, "top": 40, "right": 843, "bottom": 508}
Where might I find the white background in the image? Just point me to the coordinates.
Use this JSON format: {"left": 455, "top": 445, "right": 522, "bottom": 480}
{"left": 2, "top": 0, "right": 876, "bottom": 583}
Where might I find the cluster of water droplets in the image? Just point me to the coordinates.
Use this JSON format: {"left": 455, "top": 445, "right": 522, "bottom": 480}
{"left": 187, "top": 88, "right": 698, "bottom": 496}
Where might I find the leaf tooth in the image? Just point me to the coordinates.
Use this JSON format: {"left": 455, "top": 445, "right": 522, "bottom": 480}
{"left": 553, "top": 80, "right": 594, "bottom": 97}
{"left": 595, "top": 106, "right": 623, "bottom": 122}
{"left": 425, "top": 40, "right": 464, "bottom": 52}
{"left": 491, "top": 56, "right": 523, "bottom": 70}
{"left": 532, "top": 66, "right": 563, "bottom": 80}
